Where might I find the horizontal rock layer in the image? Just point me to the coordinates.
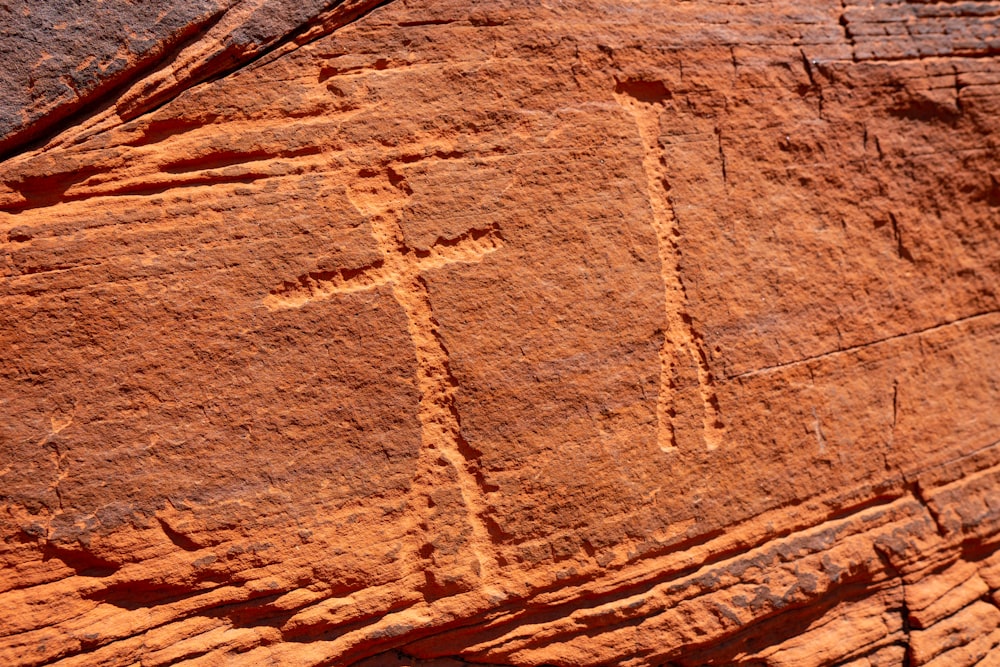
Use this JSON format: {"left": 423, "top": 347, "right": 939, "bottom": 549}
{"left": 1, "top": 0, "right": 998, "bottom": 664}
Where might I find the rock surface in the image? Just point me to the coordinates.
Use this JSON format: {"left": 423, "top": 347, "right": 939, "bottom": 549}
{"left": 1, "top": 0, "right": 999, "bottom": 664}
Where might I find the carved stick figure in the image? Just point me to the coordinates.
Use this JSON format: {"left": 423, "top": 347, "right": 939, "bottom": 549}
{"left": 266, "top": 168, "right": 503, "bottom": 584}
{"left": 615, "top": 84, "right": 726, "bottom": 453}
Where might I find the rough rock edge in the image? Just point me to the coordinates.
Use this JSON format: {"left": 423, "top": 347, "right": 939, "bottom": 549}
{"left": 0, "top": 0, "right": 385, "bottom": 163}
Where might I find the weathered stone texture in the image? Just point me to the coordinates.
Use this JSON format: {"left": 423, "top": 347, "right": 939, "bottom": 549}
{"left": 1, "top": 0, "right": 999, "bottom": 664}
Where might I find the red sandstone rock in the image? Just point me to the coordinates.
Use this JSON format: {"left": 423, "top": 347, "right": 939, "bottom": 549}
{"left": 1, "top": 0, "right": 999, "bottom": 665}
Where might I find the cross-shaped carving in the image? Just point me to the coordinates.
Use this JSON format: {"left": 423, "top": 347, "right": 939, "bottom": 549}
{"left": 263, "top": 214, "right": 502, "bottom": 310}
{"left": 265, "top": 169, "right": 503, "bottom": 585}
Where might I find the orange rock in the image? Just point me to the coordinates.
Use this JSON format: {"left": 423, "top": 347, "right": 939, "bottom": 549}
{"left": 1, "top": 0, "right": 999, "bottom": 664}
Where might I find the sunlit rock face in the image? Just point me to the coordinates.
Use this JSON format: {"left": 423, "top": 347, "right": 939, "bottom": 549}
{"left": 1, "top": 1, "right": 999, "bottom": 665}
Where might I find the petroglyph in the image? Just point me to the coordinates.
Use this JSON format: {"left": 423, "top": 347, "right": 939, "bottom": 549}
{"left": 615, "top": 81, "right": 726, "bottom": 452}
{"left": 267, "top": 168, "right": 503, "bottom": 585}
